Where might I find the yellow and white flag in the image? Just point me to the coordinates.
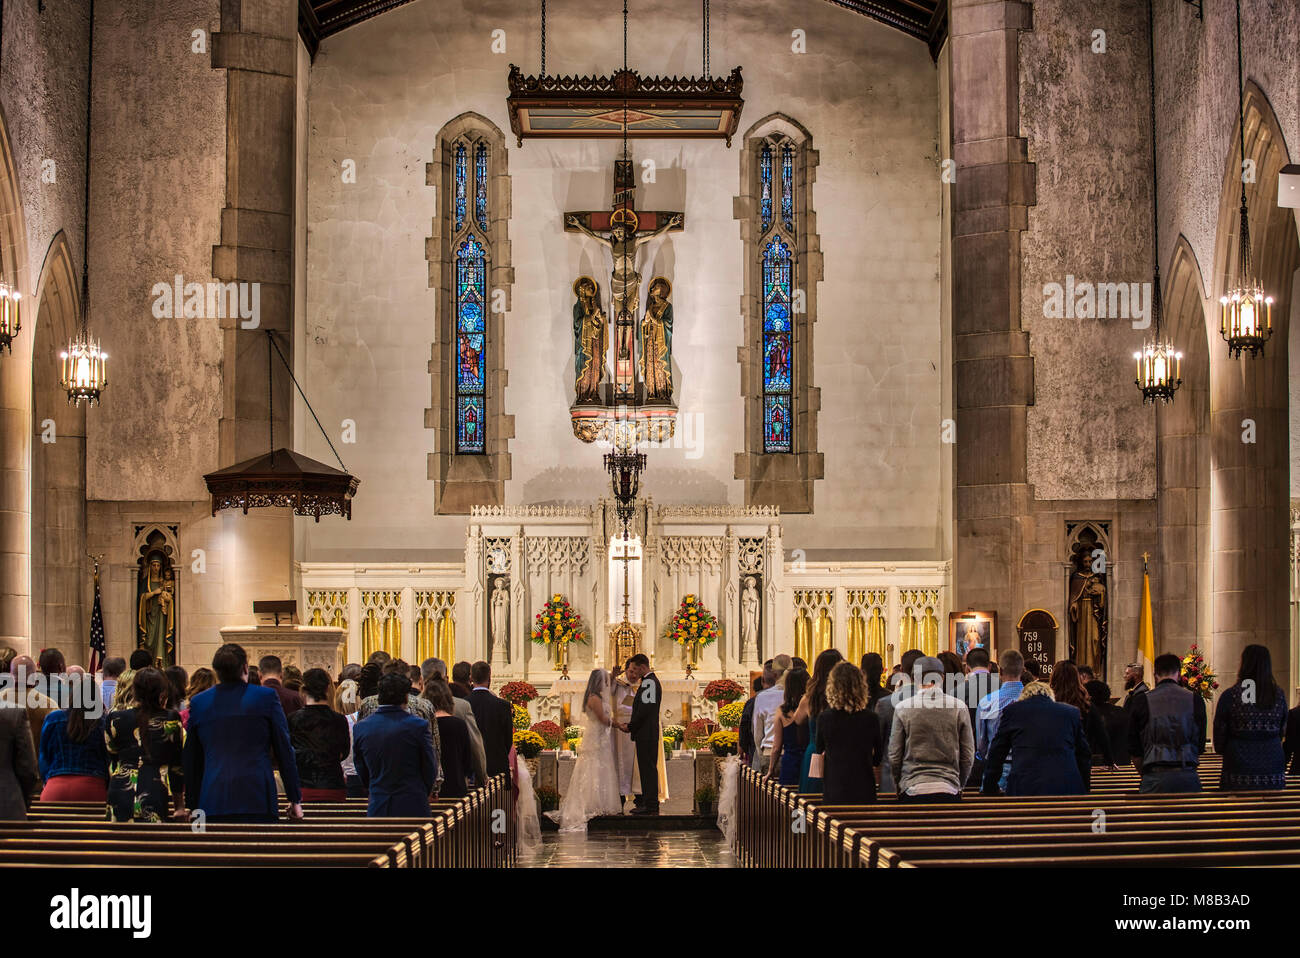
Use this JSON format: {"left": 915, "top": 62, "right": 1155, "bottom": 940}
{"left": 1137, "top": 557, "right": 1155, "bottom": 676}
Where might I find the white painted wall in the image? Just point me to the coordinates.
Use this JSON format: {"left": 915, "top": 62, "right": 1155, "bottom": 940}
{"left": 299, "top": 0, "right": 945, "bottom": 562}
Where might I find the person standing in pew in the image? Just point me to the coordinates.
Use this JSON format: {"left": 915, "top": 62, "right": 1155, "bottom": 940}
{"left": 738, "top": 674, "right": 766, "bottom": 770}
{"left": 1214, "top": 644, "right": 1288, "bottom": 790}
{"left": 888, "top": 655, "right": 973, "bottom": 803}
{"left": 38, "top": 673, "right": 109, "bottom": 802}
{"left": 423, "top": 678, "right": 473, "bottom": 799}
{"left": 1086, "top": 680, "right": 1130, "bottom": 767}
{"left": 352, "top": 672, "right": 439, "bottom": 817}
{"left": 975, "top": 649, "right": 1025, "bottom": 793}
{"left": 422, "top": 657, "right": 486, "bottom": 788}
{"left": 1050, "top": 661, "right": 1116, "bottom": 786}
{"left": 106, "top": 669, "right": 187, "bottom": 822}
{"left": 259, "top": 655, "right": 303, "bottom": 719}
{"left": 468, "top": 661, "right": 514, "bottom": 779}
{"left": 816, "top": 662, "right": 882, "bottom": 804}
{"left": 1127, "top": 653, "right": 1206, "bottom": 793}
{"left": 877, "top": 649, "right": 923, "bottom": 795}
{"left": 289, "top": 669, "right": 351, "bottom": 802}
{"left": 981, "top": 682, "right": 1090, "bottom": 796}
{"left": 0, "top": 696, "right": 39, "bottom": 820}
{"left": 183, "top": 643, "right": 304, "bottom": 823}
{"left": 954, "top": 647, "right": 997, "bottom": 786}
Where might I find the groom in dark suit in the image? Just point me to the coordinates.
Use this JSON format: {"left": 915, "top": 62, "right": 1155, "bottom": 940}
{"left": 621, "top": 654, "right": 661, "bottom": 816}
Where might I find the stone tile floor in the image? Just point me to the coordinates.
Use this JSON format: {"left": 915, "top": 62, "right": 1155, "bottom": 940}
{"left": 521, "top": 829, "right": 738, "bottom": 868}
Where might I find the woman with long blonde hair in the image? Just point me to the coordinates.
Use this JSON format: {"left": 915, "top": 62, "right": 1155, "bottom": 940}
{"left": 814, "top": 661, "right": 881, "bottom": 804}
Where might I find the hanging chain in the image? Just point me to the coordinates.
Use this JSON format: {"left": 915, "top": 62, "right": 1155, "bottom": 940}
{"left": 703, "top": 0, "right": 710, "bottom": 75}
{"left": 1146, "top": 0, "right": 1161, "bottom": 335}
{"left": 267, "top": 330, "right": 274, "bottom": 458}
{"left": 1234, "top": 0, "right": 1251, "bottom": 277}
{"left": 623, "top": 0, "right": 628, "bottom": 71}
{"left": 80, "top": 0, "right": 96, "bottom": 335}
{"left": 540, "top": 0, "right": 546, "bottom": 76}
{"left": 266, "top": 329, "right": 351, "bottom": 473}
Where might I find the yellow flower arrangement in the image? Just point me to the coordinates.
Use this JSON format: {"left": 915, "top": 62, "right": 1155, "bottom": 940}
{"left": 707, "top": 729, "right": 739, "bottom": 756}
{"left": 513, "top": 729, "right": 546, "bottom": 758}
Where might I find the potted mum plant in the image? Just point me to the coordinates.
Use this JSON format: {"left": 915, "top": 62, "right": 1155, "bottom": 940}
{"left": 694, "top": 784, "right": 718, "bottom": 815}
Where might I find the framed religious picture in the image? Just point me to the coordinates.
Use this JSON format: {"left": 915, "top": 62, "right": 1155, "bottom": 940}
{"left": 949, "top": 611, "right": 997, "bottom": 658}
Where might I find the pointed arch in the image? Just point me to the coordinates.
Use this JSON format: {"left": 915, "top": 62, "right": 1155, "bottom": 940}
{"left": 1207, "top": 81, "right": 1299, "bottom": 691}
{"left": 734, "top": 113, "right": 824, "bottom": 512}
{"left": 0, "top": 103, "right": 33, "bottom": 655}
{"left": 31, "top": 231, "right": 88, "bottom": 650}
{"left": 425, "top": 112, "right": 514, "bottom": 513}
{"left": 1156, "top": 235, "right": 1210, "bottom": 658}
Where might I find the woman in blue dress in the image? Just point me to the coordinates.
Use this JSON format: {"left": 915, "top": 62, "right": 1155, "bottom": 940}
{"left": 1214, "top": 644, "right": 1288, "bottom": 790}
{"left": 798, "top": 649, "right": 843, "bottom": 792}
{"left": 764, "top": 668, "right": 809, "bottom": 786}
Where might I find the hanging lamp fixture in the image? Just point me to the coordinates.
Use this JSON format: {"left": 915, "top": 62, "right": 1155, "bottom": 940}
{"left": 1134, "top": 0, "right": 1182, "bottom": 403}
{"left": 203, "top": 330, "right": 359, "bottom": 521}
{"left": 61, "top": 0, "right": 108, "bottom": 405}
{"left": 1219, "top": 0, "right": 1273, "bottom": 358}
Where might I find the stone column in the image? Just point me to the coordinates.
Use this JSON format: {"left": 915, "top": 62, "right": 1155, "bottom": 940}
{"left": 0, "top": 343, "right": 32, "bottom": 655}
{"left": 1210, "top": 346, "right": 1290, "bottom": 688}
{"left": 211, "top": 1, "right": 298, "bottom": 613}
{"left": 949, "top": 0, "right": 1036, "bottom": 629}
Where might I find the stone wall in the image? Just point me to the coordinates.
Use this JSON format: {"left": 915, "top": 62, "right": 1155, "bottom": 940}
{"left": 300, "top": 0, "right": 945, "bottom": 563}
{"left": 1018, "top": 0, "right": 1156, "bottom": 502}
{"left": 84, "top": 0, "right": 226, "bottom": 503}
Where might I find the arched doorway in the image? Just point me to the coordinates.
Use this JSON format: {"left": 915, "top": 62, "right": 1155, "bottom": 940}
{"left": 31, "top": 233, "right": 87, "bottom": 652}
{"left": 1157, "top": 237, "right": 1211, "bottom": 657}
{"left": 0, "top": 106, "right": 33, "bottom": 656}
{"left": 1208, "top": 82, "right": 1300, "bottom": 692}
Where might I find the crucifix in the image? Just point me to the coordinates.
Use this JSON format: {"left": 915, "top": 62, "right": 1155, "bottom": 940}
{"left": 565, "top": 152, "right": 683, "bottom": 401}
{"left": 609, "top": 534, "right": 642, "bottom": 667}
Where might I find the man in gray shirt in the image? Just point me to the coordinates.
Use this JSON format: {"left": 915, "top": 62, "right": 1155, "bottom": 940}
{"left": 889, "top": 656, "right": 974, "bottom": 802}
{"left": 875, "top": 648, "right": 924, "bottom": 794}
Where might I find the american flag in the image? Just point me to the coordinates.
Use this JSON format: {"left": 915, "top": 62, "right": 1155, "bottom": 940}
{"left": 88, "top": 570, "right": 106, "bottom": 673}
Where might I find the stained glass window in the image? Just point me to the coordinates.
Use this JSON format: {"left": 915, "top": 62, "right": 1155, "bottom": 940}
{"left": 455, "top": 235, "right": 487, "bottom": 453}
{"left": 454, "top": 144, "right": 468, "bottom": 233}
{"left": 762, "top": 236, "right": 793, "bottom": 453}
{"left": 759, "top": 144, "right": 773, "bottom": 234}
{"left": 781, "top": 145, "right": 794, "bottom": 231}
{"left": 474, "top": 143, "right": 489, "bottom": 231}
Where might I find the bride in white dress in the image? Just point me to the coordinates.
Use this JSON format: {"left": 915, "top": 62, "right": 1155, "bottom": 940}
{"left": 559, "top": 668, "right": 623, "bottom": 831}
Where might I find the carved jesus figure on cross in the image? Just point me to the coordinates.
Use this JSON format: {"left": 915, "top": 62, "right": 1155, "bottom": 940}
{"left": 565, "top": 155, "right": 683, "bottom": 400}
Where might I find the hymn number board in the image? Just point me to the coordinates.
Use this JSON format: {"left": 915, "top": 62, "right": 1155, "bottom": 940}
{"left": 1016, "top": 609, "right": 1059, "bottom": 679}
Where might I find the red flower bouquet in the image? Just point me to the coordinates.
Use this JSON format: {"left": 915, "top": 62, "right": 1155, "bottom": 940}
{"left": 499, "top": 681, "right": 539, "bottom": 706}
{"left": 703, "top": 678, "right": 746, "bottom": 704}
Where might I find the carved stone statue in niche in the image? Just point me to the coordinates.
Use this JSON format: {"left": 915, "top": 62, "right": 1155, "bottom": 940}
{"left": 639, "top": 277, "right": 673, "bottom": 401}
{"left": 136, "top": 543, "right": 176, "bottom": 669}
{"left": 1067, "top": 531, "right": 1108, "bottom": 674}
{"left": 572, "top": 276, "right": 607, "bottom": 403}
{"left": 740, "top": 575, "right": 760, "bottom": 659}
{"left": 490, "top": 576, "right": 510, "bottom": 664}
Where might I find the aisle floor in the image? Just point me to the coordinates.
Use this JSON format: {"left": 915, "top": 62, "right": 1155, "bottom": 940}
{"left": 520, "top": 829, "right": 738, "bottom": 868}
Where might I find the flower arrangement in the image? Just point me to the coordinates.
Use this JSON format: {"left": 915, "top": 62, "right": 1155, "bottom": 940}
{"left": 708, "top": 730, "right": 739, "bottom": 757}
{"left": 567, "top": 738, "right": 582, "bottom": 753}
{"left": 530, "top": 720, "right": 564, "bottom": 749}
{"left": 531, "top": 593, "right": 589, "bottom": 650}
{"left": 717, "top": 701, "right": 746, "bottom": 730}
{"left": 703, "top": 678, "right": 746, "bottom": 704}
{"left": 563, "top": 725, "right": 583, "bottom": 741}
{"left": 499, "top": 681, "right": 539, "bottom": 706}
{"left": 663, "top": 737, "right": 674, "bottom": 763}
{"left": 511, "top": 704, "right": 531, "bottom": 731}
{"left": 513, "top": 729, "right": 546, "bottom": 759}
{"left": 684, "top": 718, "right": 715, "bottom": 749}
{"left": 664, "top": 594, "right": 720, "bottom": 647}
{"left": 1180, "top": 645, "right": 1219, "bottom": 701}
{"left": 662, "top": 725, "right": 685, "bottom": 746}
{"left": 694, "top": 784, "right": 717, "bottom": 807}
{"left": 535, "top": 786, "right": 561, "bottom": 812}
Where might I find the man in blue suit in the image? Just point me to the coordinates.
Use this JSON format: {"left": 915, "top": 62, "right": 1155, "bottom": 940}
{"left": 352, "top": 672, "right": 438, "bottom": 817}
{"left": 981, "top": 681, "right": 1091, "bottom": 796}
{"left": 183, "top": 643, "right": 303, "bottom": 822}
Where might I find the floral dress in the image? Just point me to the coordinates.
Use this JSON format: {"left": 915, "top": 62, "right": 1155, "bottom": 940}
{"left": 105, "top": 708, "right": 185, "bottom": 822}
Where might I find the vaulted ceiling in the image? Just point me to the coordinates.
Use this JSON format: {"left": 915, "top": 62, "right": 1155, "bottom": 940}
{"left": 298, "top": 0, "right": 948, "bottom": 61}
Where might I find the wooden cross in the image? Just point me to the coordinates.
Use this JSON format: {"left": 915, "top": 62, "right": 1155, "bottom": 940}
{"left": 564, "top": 154, "right": 683, "bottom": 402}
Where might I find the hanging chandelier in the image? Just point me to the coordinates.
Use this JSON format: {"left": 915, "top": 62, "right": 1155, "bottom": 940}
{"left": 1220, "top": 0, "right": 1273, "bottom": 359}
{"left": 0, "top": 281, "right": 20, "bottom": 353}
{"left": 61, "top": 0, "right": 108, "bottom": 405}
{"left": 1135, "top": 0, "right": 1181, "bottom": 404}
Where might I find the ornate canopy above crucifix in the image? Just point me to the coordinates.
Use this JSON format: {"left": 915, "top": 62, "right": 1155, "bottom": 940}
{"left": 506, "top": 66, "right": 745, "bottom": 146}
